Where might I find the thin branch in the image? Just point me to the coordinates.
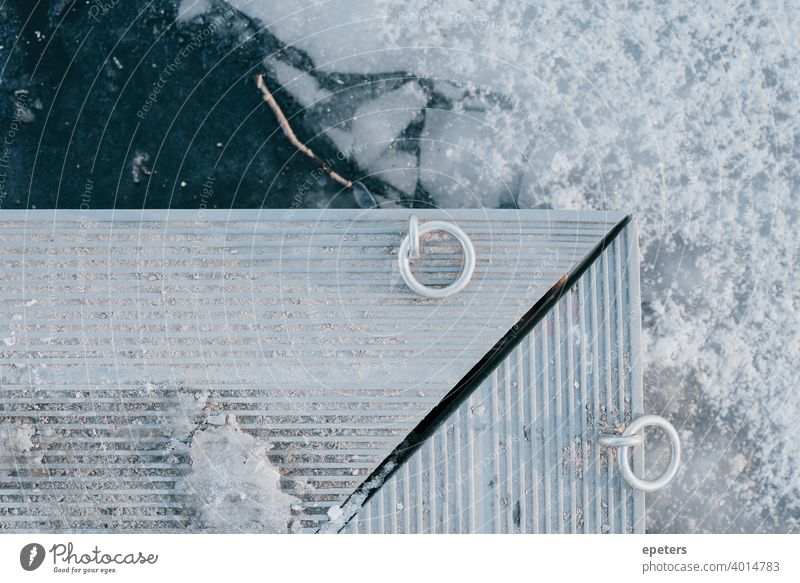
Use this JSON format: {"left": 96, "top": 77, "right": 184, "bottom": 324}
{"left": 255, "top": 73, "right": 353, "bottom": 189}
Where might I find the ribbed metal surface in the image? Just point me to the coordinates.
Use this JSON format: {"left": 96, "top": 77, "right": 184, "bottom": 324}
{"left": 342, "top": 222, "right": 644, "bottom": 533}
{"left": 0, "top": 209, "right": 624, "bottom": 532}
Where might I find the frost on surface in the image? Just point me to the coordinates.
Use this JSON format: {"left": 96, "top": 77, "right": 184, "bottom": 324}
{"left": 177, "top": 0, "right": 213, "bottom": 20}
{"left": 0, "top": 422, "right": 40, "bottom": 477}
{"left": 318, "top": 461, "right": 396, "bottom": 534}
{"left": 419, "top": 108, "right": 519, "bottom": 208}
{"left": 177, "top": 414, "right": 298, "bottom": 533}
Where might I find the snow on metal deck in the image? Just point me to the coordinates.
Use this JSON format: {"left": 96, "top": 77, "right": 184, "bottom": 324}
{"left": 342, "top": 223, "right": 644, "bottom": 533}
{"left": 0, "top": 209, "right": 627, "bottom": 532}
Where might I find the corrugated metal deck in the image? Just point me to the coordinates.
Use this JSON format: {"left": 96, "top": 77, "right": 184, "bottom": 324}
{"left": 0, "top": 209, "right": 630, "bottom": 532}
{"left": 341, "top": 222, "right": 644, "bottom": 533}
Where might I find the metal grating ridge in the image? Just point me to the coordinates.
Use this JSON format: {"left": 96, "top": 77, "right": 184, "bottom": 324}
{"left": 341, "top": 221, "right": 644, "bottom": 533}
{"left": 0, "top": 209, "right": 625, "bottom": 532}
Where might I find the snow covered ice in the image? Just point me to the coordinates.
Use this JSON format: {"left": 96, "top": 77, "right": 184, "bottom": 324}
{"left": 176, "top": 415, "right": 300, "bottom": 533}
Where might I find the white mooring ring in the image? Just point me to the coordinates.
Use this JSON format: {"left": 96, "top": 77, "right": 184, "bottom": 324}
{"left": 598, "top": 414, "right": 681, "bottom": 493}
{"left": 398, "top": 215, "right": 476, "bottom": 299}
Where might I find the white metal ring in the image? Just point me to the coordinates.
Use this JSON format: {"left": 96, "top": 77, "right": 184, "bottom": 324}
{"left": 610, "top": 414, "right": 681, "bottom": 493}
{"left": 408, "top": 215, "right": 420, "bottom": 260}
{"left": 398, "top": 218, "right": 476, "bottom": 298}
{"left": 597, "top": 433, "right": 643, "bottom": 448}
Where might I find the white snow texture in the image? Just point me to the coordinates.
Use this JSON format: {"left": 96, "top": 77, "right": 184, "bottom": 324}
{"left": 176, "top": 415, "right": 299, "bottom": 532}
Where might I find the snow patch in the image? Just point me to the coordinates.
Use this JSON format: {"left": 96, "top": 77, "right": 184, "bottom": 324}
{"left": 177, "top": 0, "right": 214, "bottom": 21}
{"left": 0, "top": 422, "right": 40, "bottom": 476}
{"left": 177, "top": 414, "right": 298, "bottom": 532}
{"left": 419, "top": 108, "right": 518, "bottom": 208}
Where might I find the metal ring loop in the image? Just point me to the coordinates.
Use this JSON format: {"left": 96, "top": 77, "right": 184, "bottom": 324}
{"left": 398, "top": 218, "right": 476, "bottom": 298}
{"left": 408, "top": 215, "right": 420, "bottom": 260}
{"left": 597, "top": 433, "right": 643, "bottom": 448}
{"left": 600, "top": 414, "right": 681, "bottom": 493}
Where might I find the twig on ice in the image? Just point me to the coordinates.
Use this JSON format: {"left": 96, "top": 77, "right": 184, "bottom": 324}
{"left": 255, "top": 73, "right": 353, "bottom": 189}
